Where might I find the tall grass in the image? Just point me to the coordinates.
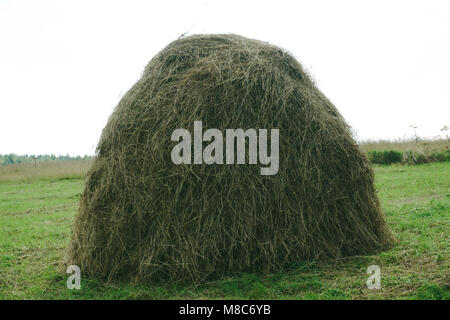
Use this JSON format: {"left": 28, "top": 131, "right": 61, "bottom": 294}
{"left": 359, "top": 138, "right": 450, "bottom": 165}
{"left": 0, "top": 159, "right": 93, "bottom": 182}
{"left": 359, "top": 138, "right": 449, "bottom": 153}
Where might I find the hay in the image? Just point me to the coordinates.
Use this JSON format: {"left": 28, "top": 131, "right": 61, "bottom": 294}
{"left": 67, "top": 34, "right": 393, "bottom": 284}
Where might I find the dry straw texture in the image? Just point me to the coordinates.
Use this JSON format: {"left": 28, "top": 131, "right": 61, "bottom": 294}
{"left": 67, "top": 34, "right": 393, "bottom": 284}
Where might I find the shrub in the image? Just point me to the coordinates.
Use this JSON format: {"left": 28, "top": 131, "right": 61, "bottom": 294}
{"left": 367, "top": 150, "right": 402, "bottom": 165}
{"left": 403, "top": 150, "right": 450, "bottom": 164}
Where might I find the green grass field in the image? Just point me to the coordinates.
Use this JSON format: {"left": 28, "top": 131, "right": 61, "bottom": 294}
{"left": 0, "top": 162, "right": 448, "bottom": 300}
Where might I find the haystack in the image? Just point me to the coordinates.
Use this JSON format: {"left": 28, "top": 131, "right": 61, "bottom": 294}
{"left": 67, "top": 34, "right": 393, "bottom": 284}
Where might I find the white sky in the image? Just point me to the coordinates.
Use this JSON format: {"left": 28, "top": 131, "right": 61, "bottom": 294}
{"left": 1, "top": 0, "right": 449, "bottom": 156}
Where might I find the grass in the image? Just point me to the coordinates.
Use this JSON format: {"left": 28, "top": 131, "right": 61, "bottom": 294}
{"left": 0, "top": 159, "right": 92, "bottom": 182}
{"left": 0, "top": 161, "right": 449, "bottom": 299}
{"left": 359, "top": 138, "right": 449, "bottom": 154}
{"left": 361, "top": 139, "right": 450, "bottom": 165}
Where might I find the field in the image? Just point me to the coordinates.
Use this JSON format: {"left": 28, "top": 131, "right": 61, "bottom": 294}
{"left": 359, "top": 138, "right": 449, "bottom": 154}
{"left": 0, "top": 160, "right": 449, "bottom": 300}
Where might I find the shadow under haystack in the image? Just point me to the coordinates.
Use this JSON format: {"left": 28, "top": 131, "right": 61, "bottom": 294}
{"left": 67, "top": 34, "right": 393, "bottom": 284}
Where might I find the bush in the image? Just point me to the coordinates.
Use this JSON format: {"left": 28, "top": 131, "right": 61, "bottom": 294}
{"left": 429, "top": 150, "right": 450, "bottom": 162}
{"left": 403, "top": 150, "right": 450, "bottom": 164}
{"left": 367, "top": 150, "right": 403, "bottom": 165}
{"left": 368, "top": 149, "right": 450, "bottom": 165}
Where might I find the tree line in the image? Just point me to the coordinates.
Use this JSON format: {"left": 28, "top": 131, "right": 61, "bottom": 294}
{"left": 0, "top": 153, "right": 93, "bottom": 165}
